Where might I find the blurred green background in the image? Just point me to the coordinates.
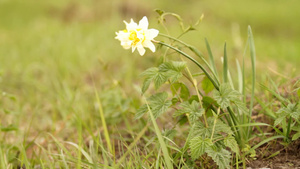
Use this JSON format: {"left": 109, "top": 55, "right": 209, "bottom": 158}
{"left": 0, "top": 0, "right": 299, "bottom": 149}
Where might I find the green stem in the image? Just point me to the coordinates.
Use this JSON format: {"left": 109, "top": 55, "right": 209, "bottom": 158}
{"left": 286, "top": 117, "right": 292, "bottom": 142}
{"left": 157, "top": 41, "right": 219, "bottom": 90}
{"left": 227, "top": 107, "right": 242, "bottom": 145}
{"left": 211, "top": 107, "right": 221, "bottom": 140}
{"left": 159, "top": 33, "right": 220, "bottom": 85}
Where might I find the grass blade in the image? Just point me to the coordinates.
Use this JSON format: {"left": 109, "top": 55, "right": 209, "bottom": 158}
{"left": 95, "top": 89, "right": 113, "bottom": 154}
{"left": 144, "top": 98, "right": 173, "bottom": 169}
{"left": 236, "top": 59, "right": 243, "bottom": 94}
{"left": 20, "top": 145, "right": 31, "bottom": 169}
{"left": 115, "top": 124, "right": 149, "bottom": 168}
{"left": 260, "top": 84, "right": 287, "bottom": 105}
{"left": 205, "top": 38, "right": 219, "bottom": 77}
{"left": 60, "top": 149, "right": 70, "bottom": 169}
{"left": 247, "top": 135, "right": 285, "bottom": 154}
{"left": 247, "top": 26, "right": 256, "bottom": 119}
{"left": 223, "top": 42, "right": 228, "bottom": 83}
{"left": 0, "top": 146, "right": 7, "bottom": 169}
{"left": 65, "top": 142, "right": 94, "bottom": 164}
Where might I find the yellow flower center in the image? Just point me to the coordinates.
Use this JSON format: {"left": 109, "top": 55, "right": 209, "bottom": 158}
{"left": 128, "top": 29, "right": 144, "bottom": 46}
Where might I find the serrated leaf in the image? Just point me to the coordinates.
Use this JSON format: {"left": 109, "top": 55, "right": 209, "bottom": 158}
{"left": 191, "top": 121, "right": 212, "bottom": 138}
{"left": 141, "top": 62, "right": 186, "bottom": 93}
{"left": 153, "top": 72, "right": 168, "bottom": 90}
{"left": 135, "top": 104, "right": 149, "bottom": 119}
{"left": 140, "top": 67, "right": 168, "bottom": 91}
{"left": 159, "top": 61, "right": 186, "bottom": 72}
{"left": 141, "top": 67, "right": 158, "bottom": 77}
{"left": 274, "top": 115, "right": 286, "bottom": 126}
{"left": 208, "top": 117, "right": 233, "bottom": 135}
{"left": 224, "top": 136, "right": 239, "bottom": 155}
{"left": 178, "top": 101, "right": 204, "bottom": 123}
{"left": 276, "top": 103, "right": 300, "bottom": 121}
{"left": 142, "top": 77, "right": 152, "bottom": 93}
{"left": 190, "top": 137, "right": 213, "bottom": 160}
{"left": 159, "top": 61, "right": 186, "bottom": 83}
{"left": 140, "top": 67, "right": 158, "bottom": 92}
{"left": 173, "top": 109, "right": 186, "bottom": 117}
{"left": 206, "top": 147, "right": 231, "bottom": 169}
{"left": 213, "top": 83, "right": 247, "bottom": 112}
{"left": 148, "top": 92, "right": 172, "bottom": 119}
{"left": 285, "top": 103, "right": 300, "bottom": 119}
{"left": 202, "top": 76, "right": 214, "bottom": 94}
{"left": 291, "top": 110, "right": 300, "bottom": 120}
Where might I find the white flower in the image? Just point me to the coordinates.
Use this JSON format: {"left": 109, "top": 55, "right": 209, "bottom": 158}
{"left": 115, "top": 16, "right": 159, "bottom": 56}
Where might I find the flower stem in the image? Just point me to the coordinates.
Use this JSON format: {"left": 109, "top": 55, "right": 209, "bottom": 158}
{"left": 158, "top": 33, "right": 220, "bottom": 85}
{"left": 156, "top": 41, "right": 219, "bottom": 91}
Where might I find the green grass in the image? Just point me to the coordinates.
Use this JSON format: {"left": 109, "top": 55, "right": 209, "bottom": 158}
{"left": 0, "top": 0, "right": 299, "bottom": 168}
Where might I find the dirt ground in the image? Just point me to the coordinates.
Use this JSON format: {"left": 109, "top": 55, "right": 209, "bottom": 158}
{"left": 248, "top": 139, "right": 300, "bottom": 169}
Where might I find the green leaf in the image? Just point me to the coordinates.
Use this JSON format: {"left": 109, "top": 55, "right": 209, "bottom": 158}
{"left": 155, "top": 9, "right": 165, "bottom": 16}
{"left": 224, "top": 136, "right": 239, "bottom": 155}
{"left": 142, "top": 77, "right": 152, "bottom": 94}
{"left": 148, "top": 92, "right": 172, "bottom": 119}
{"left": 135, "top": 104, "right": 149, "bottom": 119}
{"left": 286, "top": 103, "right": 300, "bottom": 119}
{"left": 202, "top": 76, "right": 214, "bottom": 94}
{"left": 171, "top": 82, "right": 190, "bottom": 100}
{"left": 202, "top": 96, "right": 216, "bottom": 109}
{"left": 141, "top": 67, "right": 168, "bottom": 91}
{"left": 190, "top": 137, "right": 213, "bottom": 160}
{"left": 274, "top": 115, "right": 286, "bottom": 126}
{"left": 276, "top": 103, "right": 300, "bottom": 120}
{"left": 297, "top": 88, "right": 300, "bottom": 98}
{"left": 0, "top": 124, "right": 18, "bottom": 132}
{"left": 141, "top": 62, "right": 186, "bottom": 93}
{"left": 159, "top": 61, "right": 186, "bottom": 83}
{"left": 191, "top": 121, "right": 212, "bottom": 138}
{"left": 213, "top": 83, "right": 247, "bottom": 112}
{"left": 292, "top": 131, "right": 300, "bottom": 141}
{"left": 209, "top": 117, "right": 233, "bottom": 135}
{"left": 160, "top": 61, "right": 186, "bottom": 72}
{"left": 206, "top": 147, "right": 231, "bottom": 169}
{"left": 153, "top": 72, "right": 168, "bottom": 90}
{"left": 178, "top": 101, "right": 204, "bottom": 123}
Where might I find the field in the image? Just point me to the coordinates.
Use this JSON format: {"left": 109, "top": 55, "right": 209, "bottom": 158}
{"left": 0, "top": 0, "right": 299, "bottom": 168}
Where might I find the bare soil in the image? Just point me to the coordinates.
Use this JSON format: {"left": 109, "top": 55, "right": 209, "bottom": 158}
{"left": 248, "top": 139, "right": 300, "bottom": 169}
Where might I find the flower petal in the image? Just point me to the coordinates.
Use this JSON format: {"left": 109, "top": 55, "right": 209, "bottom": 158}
{"left": 124, "top": 19, "right": 138, "bottom": 31}
{"left": 132, "top": 45, "right": 137, "bottom": 52}
{"left": 143, "top": 40, "right": 156, "bottom": 52}
{"left": 137, "top": 46, "right": 146, "bottom": 56}
{"left": 139, "top": 16, "right": 148, "bottom": 30}
{"left": 115, "top": 31, "right": 129, "bottom": 41}
{"left": 121, "top": 41, "right": 131, "bottom": 49}
{"left": 145, "top": 29, "right": 159, "bottom": 40}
